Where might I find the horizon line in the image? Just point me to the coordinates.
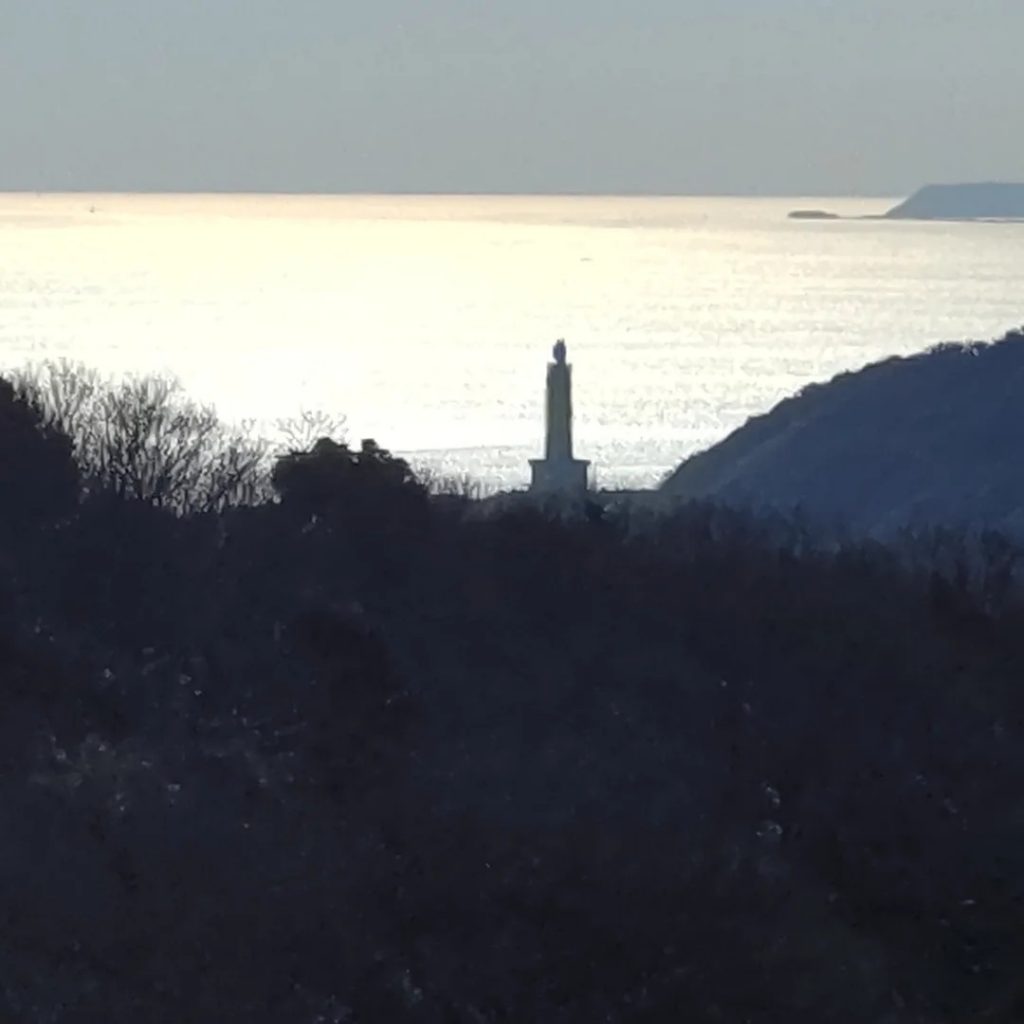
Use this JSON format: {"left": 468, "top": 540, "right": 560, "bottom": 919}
{"left": 0, "top": 187, "right": 903, "bottom": 200}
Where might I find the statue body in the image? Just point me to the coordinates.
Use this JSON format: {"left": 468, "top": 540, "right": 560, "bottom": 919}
{"left": 545, "top": 353, "right": 573, "bottom": 462}
{"left": 530, "top": 340, "right": 590, "bottom": 497}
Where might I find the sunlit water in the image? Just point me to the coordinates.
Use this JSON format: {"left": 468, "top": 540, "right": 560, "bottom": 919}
{"left": 1, "top": 193, "right": 1022, "bottom": 489}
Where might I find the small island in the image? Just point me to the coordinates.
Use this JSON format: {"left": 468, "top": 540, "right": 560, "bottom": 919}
{"left": 885, "top": 182, "right": 1024, "bottom": 221}
{"left": 787, "top": 209, "right": 840, "bottom": 220}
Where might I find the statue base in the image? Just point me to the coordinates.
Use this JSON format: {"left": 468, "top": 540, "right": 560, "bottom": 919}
{"left": 529, "top": 458, "right": 590, "bottom": 497}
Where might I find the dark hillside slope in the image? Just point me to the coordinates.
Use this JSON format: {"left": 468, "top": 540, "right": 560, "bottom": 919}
{"left": 662, "top": 329, "right": 1024, "bottom": 535}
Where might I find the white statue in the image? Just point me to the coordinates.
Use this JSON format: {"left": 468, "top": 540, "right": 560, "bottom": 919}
{"left": 529, "top": 341, "right": 590, "bottom": 497}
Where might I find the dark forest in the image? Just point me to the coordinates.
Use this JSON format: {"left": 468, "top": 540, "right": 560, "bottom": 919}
{"left": 2, "top": 364, "right": 1023, "bottom": 1022}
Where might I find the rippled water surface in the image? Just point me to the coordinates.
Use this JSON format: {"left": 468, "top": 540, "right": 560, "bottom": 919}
{"left": 1, "top": 193, "right": 1022, "bottom": 488}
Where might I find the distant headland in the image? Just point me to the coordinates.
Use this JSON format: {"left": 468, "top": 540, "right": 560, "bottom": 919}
{"left": 884, "top": 182, "right": 1024, "bottom": 221}
{"left": 789, "top": 182, "right": 1024, "bottom": 223}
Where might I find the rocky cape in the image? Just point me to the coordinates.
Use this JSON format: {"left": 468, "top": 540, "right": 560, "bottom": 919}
{"left": 885, "top": 183, "right": 1024, "bottom": 221}
{"left": 660, "top": 330, "right": 1024, "bottom": 536}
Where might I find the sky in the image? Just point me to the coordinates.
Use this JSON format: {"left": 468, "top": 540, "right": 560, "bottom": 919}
{"left": 1, "top": 0, "right": 1022, "bottom": 196}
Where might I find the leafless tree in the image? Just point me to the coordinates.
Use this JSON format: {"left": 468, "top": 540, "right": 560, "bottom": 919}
{"left": 18, "top": 361, "right": 269, "bottom": 513}
{"left": 274, "top": 409, "right": 348, "bottom": 454}
{"left": 15, "top": 358, "right": 101, "bottom": 440}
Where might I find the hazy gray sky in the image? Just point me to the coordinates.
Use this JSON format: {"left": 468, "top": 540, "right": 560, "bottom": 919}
{"left": 2, "top": 0, "right": 1021, "bottom": 195}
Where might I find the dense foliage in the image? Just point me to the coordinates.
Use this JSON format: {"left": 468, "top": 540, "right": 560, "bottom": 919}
{"left": 2, "top": 369, "right": 1024, "bottom": 1022}
{"left": 662, "top": 327, "right": 1024, "bottom": 538}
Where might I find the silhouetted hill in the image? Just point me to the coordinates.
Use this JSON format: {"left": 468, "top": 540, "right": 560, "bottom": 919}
{"left": 886, "top": 183, "right": 1024, "bottom": 220}
{"left": 4, "top": 362, "right": 1024, "bottom": 1021}
{"left": 661, "top": 329, "right": 1024, "bottom": 535}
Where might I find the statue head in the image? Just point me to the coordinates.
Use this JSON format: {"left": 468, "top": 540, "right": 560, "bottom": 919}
{"left": 553, "top": 339, "right": 567, "bottom": 365}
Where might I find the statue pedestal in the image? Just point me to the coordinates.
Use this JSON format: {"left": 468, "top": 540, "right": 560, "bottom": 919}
{"left": 529, "top": 457, "right": 590, "bottom": 497}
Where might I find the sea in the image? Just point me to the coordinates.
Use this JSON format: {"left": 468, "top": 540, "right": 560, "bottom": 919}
{"left": 1, "top": 193, "right": 1022, "bottom": 490}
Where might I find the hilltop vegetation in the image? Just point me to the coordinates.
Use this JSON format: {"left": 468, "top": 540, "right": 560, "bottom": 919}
{"left": 3, "top": 363, "right": 1024, "bottom": 1022}
{"left": 663, "top": 328, "right": 1024, "bottom": 537}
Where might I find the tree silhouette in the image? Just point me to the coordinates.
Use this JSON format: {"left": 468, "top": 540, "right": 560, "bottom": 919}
{"left": 0, "top": 377, "right": 78, "bottom": 533}
{"left": 19, "top": 362, "right": 266, "bottom": 513}
{"left": 272, "top": 437, "right": 422, "bottom": 516}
